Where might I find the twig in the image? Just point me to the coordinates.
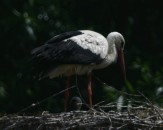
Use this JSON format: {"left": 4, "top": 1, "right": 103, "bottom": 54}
{"left": 17, "top": 85, "right": 76, "bottom": 114}
{"left": 93, "top": 74, "right": 142, "bottom": 97}
{"left": 75, "top": 75, "right": 89, "bottom": 109}
{"left": 137, "top": 91, "right": 163, "bottom": 120}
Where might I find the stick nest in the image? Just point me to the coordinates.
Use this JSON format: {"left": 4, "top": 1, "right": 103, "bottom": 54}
{"left": 0, "top": 100, "right": 163, "bottom": 130}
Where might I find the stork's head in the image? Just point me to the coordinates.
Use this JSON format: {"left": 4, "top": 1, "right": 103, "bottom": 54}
{"left": 107, "top": 32, "right": 125, "bottom": 50}
{"left": 107, "top": 32, "right": 126, "bottom": 81}
{"left": 69, "top": 96, "right": 82, "bottom": 111}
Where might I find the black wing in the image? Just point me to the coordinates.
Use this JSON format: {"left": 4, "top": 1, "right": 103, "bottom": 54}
{"left": 31, "top": 31, "right": 103, "bottom": 78}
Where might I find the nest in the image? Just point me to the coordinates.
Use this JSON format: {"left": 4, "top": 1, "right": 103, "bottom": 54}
{"left": 0, "top": 100, "right": 163, "bottom": 130}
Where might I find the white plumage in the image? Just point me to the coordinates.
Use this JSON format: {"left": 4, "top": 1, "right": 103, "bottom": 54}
{"left": 71, "top": 30, "right": 108, "bottom": 58}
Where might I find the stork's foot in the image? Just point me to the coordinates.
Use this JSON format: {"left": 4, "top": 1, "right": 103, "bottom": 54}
{"left": 88, "top": 108, "right": 96, "bottom": 116}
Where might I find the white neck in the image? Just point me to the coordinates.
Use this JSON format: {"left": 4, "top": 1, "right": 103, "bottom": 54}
{"left": 94, "top": 43, "right": 117, "bottom": 70}
{"left": 106, "top": 43, "right": 117, "bottom": 63}
{"left": 106, "top": 33, "right": 119, "bottom": 63}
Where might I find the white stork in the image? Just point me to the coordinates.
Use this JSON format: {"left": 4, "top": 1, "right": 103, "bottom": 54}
{"left": 31, "top": 30, "right": 126, "bottom": 111}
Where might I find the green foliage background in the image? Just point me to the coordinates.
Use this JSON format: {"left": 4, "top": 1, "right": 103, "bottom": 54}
{"left": 0, "top": 0, "right": 163, "bottom": 113}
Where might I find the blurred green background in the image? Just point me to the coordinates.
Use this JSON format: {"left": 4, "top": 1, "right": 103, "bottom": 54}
{"left": 0, "top": 0, "right": 163, "bottom": 113}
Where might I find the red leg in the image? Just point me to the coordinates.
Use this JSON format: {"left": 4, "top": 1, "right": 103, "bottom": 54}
{"left": 64, "top": 76, "right": 71, "bottom": 112}
{"left": 88, "top": 72, "right": 92, "bottom": 109}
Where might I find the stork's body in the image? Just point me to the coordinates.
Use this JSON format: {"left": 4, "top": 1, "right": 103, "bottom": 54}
{"left": 32, "top": 30, "right": 126, "bottom": 111}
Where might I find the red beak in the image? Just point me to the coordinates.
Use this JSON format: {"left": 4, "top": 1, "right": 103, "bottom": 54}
{"left": 118, "top": 49, "right": 126, "bottom": 81}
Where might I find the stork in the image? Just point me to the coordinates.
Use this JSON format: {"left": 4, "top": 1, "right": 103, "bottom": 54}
{"left": 31, "top": 30, "right": 126, "bottom": 111}
{"left": 69, "top": 96, "right": 82, "bottom": 111}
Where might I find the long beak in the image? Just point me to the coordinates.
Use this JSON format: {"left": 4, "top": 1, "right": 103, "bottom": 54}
{"left": 118, "top": 48, "right": 126, "bottom": 81}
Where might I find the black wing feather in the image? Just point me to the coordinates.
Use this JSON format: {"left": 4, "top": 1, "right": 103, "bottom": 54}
{"left": 46, "top": 31, "right": 83, "bottom": 44}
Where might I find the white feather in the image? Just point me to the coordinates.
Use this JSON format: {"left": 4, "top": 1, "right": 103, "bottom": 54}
{"left": 65, "top": 30, "right": 108, "bottom": 59}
